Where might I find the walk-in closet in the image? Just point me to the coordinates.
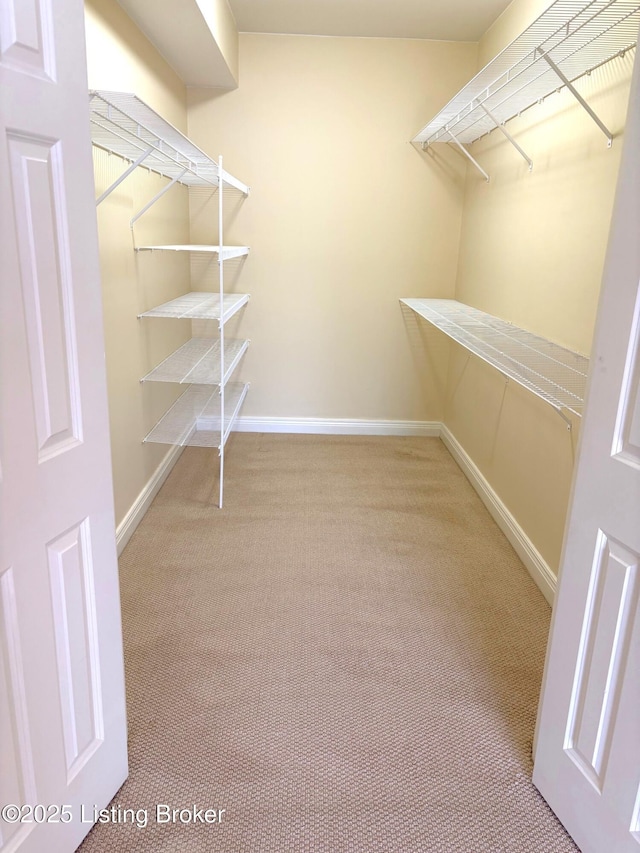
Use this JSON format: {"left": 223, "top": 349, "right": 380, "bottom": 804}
{"left": 1, "top": 0, "right": 639, "bottom": 851}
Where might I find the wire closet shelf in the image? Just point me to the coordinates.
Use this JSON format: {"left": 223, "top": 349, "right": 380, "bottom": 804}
{"left": 138, "top": 292, "right": 249, "bottom": 324}
{"left": 135, "top": 245, "right": 250, "bottom": 260}
{"left": 88, "top": 90, "right": 249, "bottom": 193}
{"left": 412, "top": 0, "right": 640, "bottom": 147}
{"left": 143, "top": 383, "right": 249, "bottom": 448}
{"left": 400, "top": 299, "right": 589, "bottom": 418}
{"left": 141, "top": 338, "right": 249, "bottom": 386}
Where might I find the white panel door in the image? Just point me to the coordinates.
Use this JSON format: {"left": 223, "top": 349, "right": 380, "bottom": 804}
{"left": 533, "top": 41, "right": 640, "bottom": 853}
{"left": 0, "top": 1, "right": 128, "bottom": 851}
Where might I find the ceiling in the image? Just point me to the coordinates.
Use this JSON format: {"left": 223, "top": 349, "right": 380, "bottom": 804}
{"left": 227, "top": 0, "right": 515, "bottom": 42}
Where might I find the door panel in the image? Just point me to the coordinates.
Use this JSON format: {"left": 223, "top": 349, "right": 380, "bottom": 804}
{"left": 564, "top": 531, "right": 639, "bottom": 791}
{"left": 613, "top": 285, "right": 640, "bottom": 466}
{"left": 0, "top": 568, "right": 37, "bottom": 851}
{"left": 0, "top": 0, "right": 55, "bottom": 80}
{"left": 0, "top": 0, "right": 128, "bottom": 850}
{"left": 47, "top": 520, "right": 103, "bottom": 780}
{"left": 7, "top": 133, "right": 82, "bottom": 459}
{"left": 533, "top": 37, "right": 640, "bottom": 853}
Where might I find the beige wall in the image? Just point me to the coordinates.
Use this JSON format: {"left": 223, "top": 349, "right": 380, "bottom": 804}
{"left": 196, "top": 0, "right": 239, "bottom": 84}
{"left": 187, "top": 34, "right": 478, "bottom": 422}
{"left": 85, "top": 0, "right": 190, "bottom": 527}
{"left": 445, "top": 0, "right": 635, "bottom": 573}
{"left": 87, "top": 0, "right": 633, "bottom": 579}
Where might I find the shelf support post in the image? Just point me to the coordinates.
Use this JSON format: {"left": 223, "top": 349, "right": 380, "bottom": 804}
{"left": 95, "top": 147, "right": 154, "bottom": 206}
{"left": 446, "top": 130, "right": 490, "bottom": 182}
{"left": 478, "top": 103, "right": 533, "bottom": 170}
{"left": 130, "top": 168, "right": 188, "bottom": 227}
{"left": 537, "top": 49, "right": 613, "bottom": 147}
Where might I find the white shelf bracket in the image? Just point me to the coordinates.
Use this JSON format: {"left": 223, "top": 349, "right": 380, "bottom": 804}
{"left": 130, "top": 167, "right": 188, "bottom": 227}
{"left": 96, "top": 147, "right": 154, "bottom": 205}
{"left": 478, "top": 102, "right": 533, "bottom": 170}
{"left": 446, "top": 130, "right": 490, "bottom": 182}
{"left": 552, "top": 406, "right": 574, "bottom": 430}
{"left": 537, "top": 49, "right": 613, "bottom": 147}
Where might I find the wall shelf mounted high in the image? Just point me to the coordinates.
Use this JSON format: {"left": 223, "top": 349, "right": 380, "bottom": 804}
{"left": 412, "top": 0, "right": 640, "bottom": 178}
{"left": 400, "top": 298, "right": 589, "bottom": 424}
{"left": 89, "top": 90, "right": 249, "bottom": 220}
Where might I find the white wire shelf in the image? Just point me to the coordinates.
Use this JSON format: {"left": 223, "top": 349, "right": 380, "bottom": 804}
{"left": 413, "top": 0, "right": 640, "bottom": 146}
{"left": 141, "top": 338, "right": 249, "bottom": 386}
{"left": 401, "top": 298, "right": 589, "bottom": 417}
{"left": 138, "top": 292, "right": 250, "bottom": 324}
{"left": 136, "top": 245, "right": 250, "bottom": 260}
{"left": 89, "top": 90, "right": 249, "bottom": 193}
{"left": 143, "top": 383, "right": 248, "bottom": 448}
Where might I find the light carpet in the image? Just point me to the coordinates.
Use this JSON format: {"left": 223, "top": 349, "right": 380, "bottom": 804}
{"left": 79, "top": 434, "right": 578, "bottom": 852}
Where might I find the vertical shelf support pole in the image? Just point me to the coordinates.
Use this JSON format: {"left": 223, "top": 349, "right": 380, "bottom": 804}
{"left": 218, "top": 156, "right": 225, "bottom": 509}
{"left": 537, "top": 49, "right": 613, "bottom": 147}
{"left": 478, "top": 103, "right": 533, "bottom": 170}
{"left": 446, "top": 130, "right": 490, "bottom": 181}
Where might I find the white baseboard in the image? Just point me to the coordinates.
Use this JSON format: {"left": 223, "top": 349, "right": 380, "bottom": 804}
{"left": 232, "top": 416, "right": 441, "bottom": 436}
{"left": 115, "top": 444, "right": 185, "bottom": 556}
{"left": 439, "top": 424, "right": 557, "bottom": 606}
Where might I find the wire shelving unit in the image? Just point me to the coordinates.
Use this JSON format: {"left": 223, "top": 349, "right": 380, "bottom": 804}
{"left": 89, "top": 90, "right": 251, "bottom": 508}
{"left": 412, "top": 0, "right": 640, "bottom": 177}
{"left": 143, "top": 383, "right": 249, "bottom": 449}
{"left": 401, "top": 298, "right": 589, "bottom": 421}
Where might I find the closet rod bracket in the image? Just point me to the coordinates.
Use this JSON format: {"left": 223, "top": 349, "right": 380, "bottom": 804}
{"left": 130, "top": 168, "right": 188, "bottom": 227}
{"left": 478, "top": 102, "right": 533, "bottom": 170}
{"left": 537, "top": 49, "right": 613, "bottom": 147}
{"left": 96, "top": 146, "right": 154, "bottom": 206}
{"left": 446, "top": 130, "right": 490, "bottom": 182}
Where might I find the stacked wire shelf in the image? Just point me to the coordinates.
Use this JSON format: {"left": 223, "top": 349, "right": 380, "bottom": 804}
{"left": 89, "top": 90, "right": 251, "bottom": 507}
{"left": 135, "top": 243, "right": 250, "bottom": 507}
{"left": 143, "top": 383, "right": 249, "bottom": 449}
{"left": 400, "top": 298, "right": 589, "bottom": 419}
{"left": 141, "top": 338, "right": 249, "bottom": 386}
{"left": 138, "top": 292, "right": 249, "bottom": 323}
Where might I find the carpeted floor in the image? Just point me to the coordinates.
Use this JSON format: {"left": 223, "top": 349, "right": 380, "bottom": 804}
{"left": 79, "top": 434, "right": 578, "bottom": 852}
